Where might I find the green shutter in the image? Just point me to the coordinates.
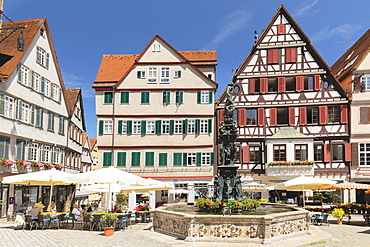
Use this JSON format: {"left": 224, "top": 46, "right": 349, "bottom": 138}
{"left": 162, "top": 91, "right": 170, "bottom": 104}
{"left": 182, "top": 119, "right": 188, "bottom": 134}
{"left": 46, "top": 53, "right": 50, "bottom": 69}
{"left": 169, "top": 120, "right": 174, "bottom": 134}
{"left": 99, "top": 120, "right": 104, "bottom": 134}
{"left": 131, "top": 152, "right": 140, "bottom": 166}
{"left": 104, "top": 92, "right": 113, "bottom": 104}
{"left": 118, "top": 120, "right": 123, "bottom": 134}
{"left": 178, "top": 71, "right": 181, "bottom": 78}
{"left": 103, "top": 152, "right": 112, "bottom": 167}
{"left": 141, "top": 92, "right": 150, "bottom": 104}
{"left": 182, "top": 153, "right": 188, "bottom": 166}
{"left": 159, "top": 153, "right": 167, "bottom": 166}
{"left": 17, "top": 64, "right": 22, "bottom": 82}
{"left": 137, "top": 71, "right": 141, "bottom": 78}
{"left": 210, "top": 152, "right": 215, "bottom": 166}
{"left": 117, "top": 152, "right": 126, "bottom": 166}
{"left": 176, "top": 91, "right": 184, "bottom": 103}
{"left": 0, "top": 93, "right": 4, "bottom": 115}
{"left": 208, "top": 91, "right": 213, "bottom": 103}
{"left": 127, "top": 120, "right": 132, "bottom": 134}
{"left": 41, "top": 77, "right": 45, "bottom": 94}
{"left": 208, "top": 119, "right": 212, "bottom": 133}
{"left": 120, "top": 92, "right": 129, "bottom": 104}
{"left": 30, "top": 106, "right": 35, "bottom": 125}
{"left": 155, "top": 120, "right": 161, "bottom": 134}
{"left": 197, "top": 91, "right": 201, "bottom": 103}
{"left": 195, "top": 119, "right": 200, "bottom": 134}
{"left": 31, "top": 70, "right": 35, "bottom": 88}
{"left": 141, "top": 120, "right": 146, "bottom": 134}
{"left": 145, "top": 152, "right": 154, "bottom": 166}
{"left": 173, "top": 153, "right": 182, "bottom": 166}
{"left": 196, "top": 152, "right": 202, "bottom": 166}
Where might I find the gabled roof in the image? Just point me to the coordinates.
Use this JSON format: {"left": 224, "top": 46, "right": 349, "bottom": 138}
{"left": 89, "top": 139, "right": 97, "bottom": 151}
{"left": 65, "top": 88, "right": 86, "bottom": 131}
{"left": 82, "top": 133, "right": 88, "bottom": 147}
{"left": 93, "top": 34, "right": 217, "bottom": 88}
{"left": 331, "top": 29, "right": 370, "bottom": 81}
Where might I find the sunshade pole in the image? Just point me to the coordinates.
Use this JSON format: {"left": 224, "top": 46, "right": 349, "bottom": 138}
{"left": 48, "top": 181, "right": 54, "bottom": 212}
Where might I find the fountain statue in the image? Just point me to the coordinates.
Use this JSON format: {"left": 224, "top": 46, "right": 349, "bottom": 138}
{"left": 214, "top": 81, "right": 242, "bottom": 201}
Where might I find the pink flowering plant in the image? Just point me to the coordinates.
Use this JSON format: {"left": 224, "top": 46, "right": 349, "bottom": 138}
{"left": 2, "top": 159, "right": 14, "bottom": 169}
{"left": 268, "top": 160, "right": 314, "bottom": 166}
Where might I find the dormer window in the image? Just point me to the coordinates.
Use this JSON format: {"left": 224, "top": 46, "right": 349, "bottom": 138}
{"left": 36, "top": 46, "right": 50, "bottom": 69}
{"left": 152, "top": 43, "right": 161, "bottom": 52}
{"left": 40, "top": 28, "right": 45, "bottom": 38}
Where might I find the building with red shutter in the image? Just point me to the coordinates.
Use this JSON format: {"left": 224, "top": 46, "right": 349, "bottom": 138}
{"left": 215, "top": 5, "right": 350, "bottom": 203}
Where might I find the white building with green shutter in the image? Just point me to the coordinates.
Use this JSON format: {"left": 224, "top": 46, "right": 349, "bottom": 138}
{"left": 93, "top": 34, "right": 217, "bottom": 206}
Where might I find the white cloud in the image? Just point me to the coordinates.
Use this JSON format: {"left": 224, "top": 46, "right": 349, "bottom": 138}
{"left": 203, "top": 9, "right": 252, "bottom": 50}
{"left": 62, "top": 71, "right": 95, "bottom": 99}
{"left": 311, "top": 24, "right": 362, "bottom": 43}
{"left": 294, "top": 0, "right": 320, "bottom": 17}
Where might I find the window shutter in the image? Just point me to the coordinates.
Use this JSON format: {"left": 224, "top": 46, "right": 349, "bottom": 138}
{"left": 159, "top": 153, "right": 168, "bottom": 166}
{"left": 103, "top": 152, "right": 112, "bottom": 167}
{"left": 30, "top": 70, "right": 35, "bottom": 88}
{"left": 127, "top": 120, "right": 132, "bottom": 134}
{"left": 260, "top": 78, "right": 268, "bottom": 93}
{"left": 267, "top": 49, "right": 279, "bottom": 64}
{"left": 195, "top": 119, "right": 200, "bottom": 134}
{"left": 182, "top": 119, "right": 188, "bottom": 134}
{"left": 46, "top": 53, "right": 50, "bottom": 69}
{"left": 30, "top": 106, "right": 35, "bottom": 125}
{"left": 289, "top": 107, "right": 295, "bottom": 126}
{"left": 296, "top": 76, "right": 304, "bottom": 92}
{"left": 286, "top": 48, "right": 297, "bottom": 63}
{"left": 169, "top": 120, "right": 174, "bottom": 134}
{"left": 0, "top": 93, "right": 4, "bottom": 115}
{"left": 323, "top": 144, "right": 331, "bottom": 162}
{"left": 176, "top": 91, "right": 183, "bottom": 103}
{"left": 196, "top": 152, "right": 201, "bottom": 166}
{"left": 257, "top": 108, "right": 265, "bottom": 126}
{"left": 277, "top": 24, "right": 285, "bottom": 34}
{"left": 17, "top": 64, "right": 22, "bottom": 82}
{"left": 182, "top": 153, "right": 187, "bottom": 166}
{"left": 314, "top": 75, "right": 321, "bottom": 90}
{"left": 366, "top": 108, "right": 370, "bottom": 123}
{"left": 137, "top": 71, "right": 141, "bottom": 78}
{"left": 131, "top": 152, "right": 140, "bottom": 166}
{"left": 41, "top": 77, "right": 45, "bottom": 94}
{"left": 360, "top": 107, "right": 366, "bottom": 123}
{"left": 173, "top": 153, "right": 182, "bottom": 166}
{"left": 208, "top": 119, "right": 212, "bottom": 133}
{"left": 278, "top": 77, "right": 286, "bottom": 92}
{"left": 145, "top": 152, "right": 154, "bottom": 166}
{"left": 249, "top": 78, "right": 256, "bottom": 94}
{"left": 104, "top": 92, "right": 113, "bottom": 104}
{"left": 155, "top": 120, "right": 161, "bottom": 134}
{"left": 141, "top": 120, "right": 146, "bottom": 134}
{"left": 340, "top": 105, "right": 348, "bottom": 123}
{"left": 210, "top": 152, "right": 215, "bottom": 166}
{"left": 319, "top": 106, "right": 328, "bottom": 124}
{"left": 344, "top": 143, "right": 352, "bottom": 162}
{"left": 121, "top": 92, "right": 129, "bottom": 104}
{"left": 117, "top": 152, "right": 126, "bottom": 166}
{"left": 177, "top": 70, "right": 182, "bottom": 78}
{"left": 270, "top": 108, "right": 277, "bottom": 126}
{"left": 237, "top": 108, "right": 246, "bottom": 127}
{"left": 352, "top": 143, "right": 358, "bottom": 167}
{"left": 299, "top": 107, "right": 307, "bottom": 125}
{"left": 242, "top": 146, "right": 250, "bottom": 163}
{"left": 197, "top": 91, "right": 201, "bottom": 103}
{"left": 219, "top": 109, "right": 224, "bottom": 123}
{"left": 16, "top": 99, "right": 21, "bottom": 120}
{"left": 208, "top": 91, "right": 213, "bottom": 103}
{"left": 163, "top": 91, "right": 170, "bottom": 103}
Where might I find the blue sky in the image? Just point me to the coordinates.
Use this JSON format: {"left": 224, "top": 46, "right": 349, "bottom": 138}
{"left": 4, "top": 0, "right": 369, "bottom": 139}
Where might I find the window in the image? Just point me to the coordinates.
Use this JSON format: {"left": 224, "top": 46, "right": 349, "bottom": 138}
{"left": 201, "top": 91, "right": 209, "bottom": 103}
{"left": 131, "top": 152, "right": 141, "bottom": 166}
{"left": 332, "top": 144, "right": 344, "bottom": 161}
{"left": 120, "top": 92, "right": 129, "bottom": 104}
{"left": 117, "top": 152, "right": 126, "bottom": 166}
{"left": 314, "top": 144, "right": 323, "bottom": 161}
{"left": 51, "top": 84, "right": 59, "bottom": 101}
{"left": 40, "top": 145, "right": 50, "bottom": 163}
{"left": 0, "top": 94, "right": 14, "bottom": 119}
{"left": 47, "top": 112, "right": 54, "bottom": 131}
{"left": 162, "top": 91, "right": 170, "bottom": 104}
{"left": 35, "top": 107, "right": 43, "bottom": 128}
{"left": 140, "top": 91, "right": 150, "bottom": 104}
{"left": 31, "top": 71, "right": 40, "bottom": 91}
{"left": 175, "top": 91, "right": 184, "bottom": 104}
{"left": 152, "top": 43, "right": 161, "bottom": 52}
{"left": 273, "top": 145, "right": 286, "bottom": 161}
{"left": 147, "top": 67, "right": 157, "bottom": 83}
{"left": 246, "top": 109, "right": 257, "bottom": 125}
{"left": 52, "top": 147, "right": 61, "bottom": 164}
{"left": 103, "top": 152, "right": 112, "bottom": 167}
{"left": 145, "top": 152, "right": 154, "bottom": 166}
{"left": 328, "top": 106, "right": 340, "bottom": 123}
{"left": 359, "top": 143, "right": 370, "bottom": 166}
{"left": 249, "top": 146, "right": 261, "bottom": 163}
{"left": 146, "top": 121, "right": 155, "bottom": 134}
{"left": 118, "top": 120, "right": 127, "bottom": 134}
{"left": 162, "top": 120, "right": 170, "bottom": 134}
{"left": 201, "top": 152, "right": 211, "bottom": 165}
{"left": 158, "top": 153, "right": 168, "bottom": 166}
{"left": 187, "top": 153, "right": 196, "bottom": 166}
{"left": 197, "top": 91, "right": 213, "bottom": 104}
{"left": 133, "top": 121, "right": 141, "bottom": 134}
{"left": 19, "top": 64, "right": 29, "bottom": 86}
{"left": 188, "top": 119, "right": 195, "bottom": 134}
{"left": 174, "top": 120, "right": 182, "bottom": 134}
{"left": 361, "top": 76, "right": 370, "bottom": 91}
{"left": 200, "top": 120, "right": 208, "bottom": 134}
{"left": 18, "top": 100, "right": 29, "bottom": 123}
{"left": 160, "top": 67, "right": 170, "bottom": 83}
{"left": 277, "top": 108, "right": 288, "bottom": 125}
{"left": 307, "top": 107, "right": 319, "bottom": 124}
{"left": 16, "top": 139, "right": 26, "bottom": 161}
{"left": 359, "top": 107, "right": 370, "bottom": 124}
{"left": 137, "top": 71, "right": 146, "bottom": 78}
{"left": 58, "top": 116, "right": 65, "bottom": 134}
{"left": 174, "top": 70, "right": 181, "bottom": 78}
{"left": 44, "top": 78, "right": 50, "bottom": 97}
{"left": 0, "top": 136, "right": 10, "bottom": 159}
{"left": 29, "top": 143, "right": 38, "bottom": 161}
{"left": 295, "top": 144, "right": 308, "bottom": 161}
{"left": 103, "top": 120, "right": 113, "bottom": 134}
{"left": 36, "top": 46, "right": 49, "bottom": 68}
{"left": 306, "top": 76, "right": 314, "bottom": 90}
{"left": 104, "top": 91, "right": 113, "bottom": 104}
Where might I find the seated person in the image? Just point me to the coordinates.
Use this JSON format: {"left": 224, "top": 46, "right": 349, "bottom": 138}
{"left": 71, "top": 204, "right": 82, "bottom": 220}
{"left": 26, "top": 203, "right": 36, "bottom": 215}
{"left": 30, "top": 203, "right": 40, "bottom": 220}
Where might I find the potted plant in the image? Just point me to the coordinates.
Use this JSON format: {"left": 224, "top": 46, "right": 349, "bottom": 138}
{"left": 332, "top": 208, "right": 345, "bottom": 224}
{"left": 101, "top": 213, "right": 118, "bottom": 236}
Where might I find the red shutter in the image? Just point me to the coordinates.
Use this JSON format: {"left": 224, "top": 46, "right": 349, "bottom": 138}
{"left": 219, "top": 109, "right": 224, "bottom": 123}
{"left": 286, "top": 48, "right": 297, "bottom": 63}
{"left": 242, "top": 146, "right": 250, "bottom": 163}
{"left": 270, "top": 108, "right": 277, "bottom": 126}
{"left": 344, "top": 143, "right": 352, "bottom": 162}
{"left": 299, "top": 107, "right": 307, "bottom": 125}
{"left": 340, "top": 105, "right": 348, "bottom": 123}
{"left": 289, "top": 107, "right": 295, "bottom": 126}
{"left": 296, "top": 76, "right": 304, "bottom": 92}
{"left": 260, "top": 78, "right": 268, "bottom": 93}
{"left": 257, "top": 108, "right": 265, "bottom": 126}
{"left": 238, "top": 108, "right": 246, "bottom": 127}
{"left": 278, "top": 77, "right": 286, "bottom": 92}
{"left": 249, "top": 78, "right": 256, "bottom": 94}
{"left": 314, "top": 75, "right": 321, "bottom": 90}
{"left": 319, "top": 106, "right": 328, "bottom": 124}
{"left": 277, "top": 24, "right": 285, "bottom": 34}
{"left": 268, "top": 49, "right": 279, "bottom": 64}
{"left": 324, "top": 144, "right": 331, "bottom": 162}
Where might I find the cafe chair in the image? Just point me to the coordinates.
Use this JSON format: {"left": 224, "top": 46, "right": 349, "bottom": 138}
{"left": 91, "top": 215, "right": 103, "bottom": 231}
{"left": 37, "top": 214, "right": 51, "bottom": 230}
{"left": 81, "top": 214, "right": 92, "bottom": 231}
{"left": 23, "top": 215, "right": 38, "bottom": 231}
{"left": 49, "top": 214, "right": 63, "bottom": 229}
{"left": 115, "top": 214, "right": 127, "bottom": 230}
{"left": 62, "top": 213, "right": 74, "bottom": 229}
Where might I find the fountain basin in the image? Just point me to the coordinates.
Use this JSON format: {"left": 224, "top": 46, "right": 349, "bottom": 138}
{"left": 153, "top": 203, "right": 310, "bottom": 244}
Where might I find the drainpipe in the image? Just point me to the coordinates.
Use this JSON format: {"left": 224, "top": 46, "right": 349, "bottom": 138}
{"left": 112, "top": 86, "right": 116, "bottom": 167}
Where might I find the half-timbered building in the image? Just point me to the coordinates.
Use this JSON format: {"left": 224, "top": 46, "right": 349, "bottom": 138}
{"left": 216, "top": 5, "right": 350, "bottom": 203}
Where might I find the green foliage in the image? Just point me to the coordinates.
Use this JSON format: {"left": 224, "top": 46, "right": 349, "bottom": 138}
{"left": 259, "top": 198, "right": 269, "bottom": 203}
{"left": 196, "top": 198, "right": 225, "bottom": 212}
{"left": 115, "top": 193, "right": 128, "bottom": 209}
{"left": 331, "top": 208, "right": 345, "bottom": 220}
{"left": 196, "top": 198, "right": 261, "bottom": 212}
{"left": 101, "top": 213, "right": 118, "bottom": 227}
